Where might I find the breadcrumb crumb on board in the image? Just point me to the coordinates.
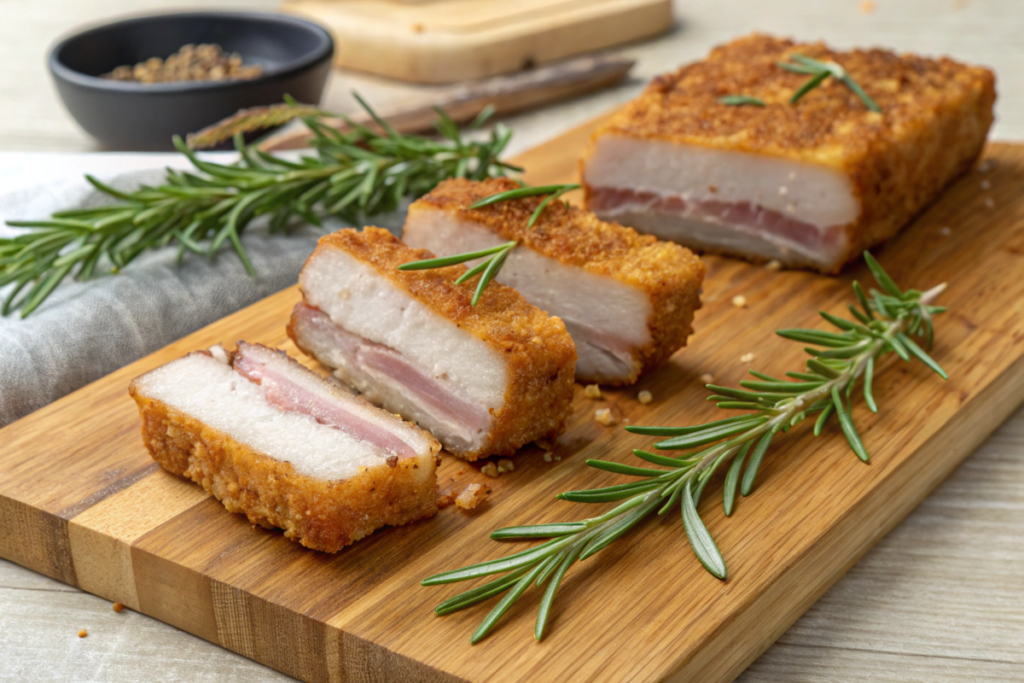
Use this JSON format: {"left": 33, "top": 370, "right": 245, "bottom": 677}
{"left": 455, "top": 483, "right": 490, "bottom": 511}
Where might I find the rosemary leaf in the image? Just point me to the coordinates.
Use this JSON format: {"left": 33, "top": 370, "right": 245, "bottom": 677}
{"left": 471, "top": 241, "right": 514, "bottom": 306}
{"left": 790, "top": 69, "right": 830, "bottom": 103}
{"left": 719, "top": 95, "right": 766, "bottom": 107}
{"left": 863, "top": 356, "right": 878, "bottom": 413}
{"left": 832, "top": 386, "right": 869, "bottom": 461}
{"left": 814, "top": 403, "right": 835, "bottom": 436}
{"left": 895, "top": 332, "right": 948, "bottom": 379}
{"left": 681, "top": 481, "right": 727, "bottom": 579}
{"left": 471, "top": 560, "right": 550, "bottom": 644}
{"left": 535, "top": 544, "right": 584, "bottom": 641}
{"left": 740, "top": 431, "right": 774, "bottom": 496}
{"left": 399, "top": 241, "right": 515, "bottom": 271}
{"left": 779, "top": 53, "right": 882, "bottom": 112}
{"left": 585, "top": 460, "right": 670, "bottom": 477}
{"left": 723, "top": 442, "right": 752, "bottom": 516}
{"left": 433, "top": 567, "right": 532, "bottom": 615}
{"left": 466, "top": 184, "right": 578, "bottom": 210}
{"left": 490, "top": 523, "right": 587, "bottom": 540}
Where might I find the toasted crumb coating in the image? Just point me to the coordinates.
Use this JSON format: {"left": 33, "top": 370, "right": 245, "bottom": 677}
{"left": 411, "top": 178, "right": 705, "bottom": 382}
{"left": 128, "top": 388, "right": 439, "bottom": 552}
{"left": 583, "top": 33, "right": 996, "bottom": 272}
{"left": 292, "top": 227, "right": 577, "bottom": 460}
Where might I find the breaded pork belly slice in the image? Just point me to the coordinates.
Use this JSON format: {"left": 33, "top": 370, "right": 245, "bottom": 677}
{"left": 403, "top": 178, "right": 705, "bottom": 385}
{"left": 129, "top": 342, "right": 440, "bottom": 552}
{"left": 288, "top": 227, "right": 577, "bottom": 461}
{"left": 581, "top": 34, "right": 996, "bottom": 273}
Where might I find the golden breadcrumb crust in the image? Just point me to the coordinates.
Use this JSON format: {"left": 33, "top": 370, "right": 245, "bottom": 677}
{"left": 411, "top": 177, "right": 705, "bottom": 383}
{"left": 292, "top": 227, "right": 577, "bottom": 460}
{"left": 129, "top": 380, "right": 439, "bottom": 552}
{"left": 583, "top": 33, "right": 996, "bottom": 272}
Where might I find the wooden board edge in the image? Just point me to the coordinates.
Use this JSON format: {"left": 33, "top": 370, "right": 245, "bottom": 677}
{"left": 281, "top": 0, "right": 672, "bottom": 84}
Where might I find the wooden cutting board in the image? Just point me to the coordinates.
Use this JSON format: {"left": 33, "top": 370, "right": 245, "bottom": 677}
{"left": 1, "top": 117, "right": 1023, "bottom": 682}
{"left": 280, "top": 0, "right": 672, "bottom": 83}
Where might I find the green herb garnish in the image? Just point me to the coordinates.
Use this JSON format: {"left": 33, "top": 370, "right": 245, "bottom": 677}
{"left": 777, "top": 53, "right": 882, "bottom": 112}
{"left": 467, "top": 183, "right": 581, "bottom": 229}
{"left": 398, "top": 183, "right": 579, "bottom": 305}
{"left": 718, "top": 95, "right": 766, "bottom": 107}
{"left": 422, "top": 253, "right": 946, "bottom": 643}
{"left": 398, "top": 241, "right": 517, "bottom": 306}
{"left": 1, "top": 94, "right": 520, "bottom": 317}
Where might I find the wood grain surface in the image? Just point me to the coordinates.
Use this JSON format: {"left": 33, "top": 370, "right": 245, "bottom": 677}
{"left": 1, "top": 114, "right": 1022, "bottom": 681}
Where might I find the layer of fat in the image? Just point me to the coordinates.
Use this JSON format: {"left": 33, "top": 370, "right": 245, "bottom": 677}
{"left": 299, "top": 246, "right": 507, "bottom": 412}
{"left": 235, "top": 342, "right": 437, "bottom": 457}
{"left": 403, "top": 206, "right": 650, "bottom": 382}
{"left": 599, "top": 209, "right": 845, "bottom": 270}
{"left": 289, "top": 306, "right": 492, "bottom": 455}
{"left": 583, "top": 135, "right": 859, "bottom": 230}
{"left": 134, "top": 353, "right": 433, "bottom": 483}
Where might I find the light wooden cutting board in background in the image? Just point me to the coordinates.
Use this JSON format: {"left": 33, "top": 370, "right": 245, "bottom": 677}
{"left": 280, "top": 0, "right": 673, "bottom": 83}
{"left": 1, "top": 112, "right": 1022, "bottom": 681}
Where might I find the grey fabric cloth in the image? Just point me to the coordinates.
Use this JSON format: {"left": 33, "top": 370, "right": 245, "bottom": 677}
{"left": 0, "top": 151, "right": 402, "bottom": 427}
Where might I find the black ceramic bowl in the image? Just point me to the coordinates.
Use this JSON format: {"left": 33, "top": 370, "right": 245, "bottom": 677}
{"left": 49, "top": 12, "right": 334, "bottom": 150}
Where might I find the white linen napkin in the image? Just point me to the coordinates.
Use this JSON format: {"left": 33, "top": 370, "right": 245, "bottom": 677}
{"left": 0, "top": 151, "right": 401, "bottom": 427}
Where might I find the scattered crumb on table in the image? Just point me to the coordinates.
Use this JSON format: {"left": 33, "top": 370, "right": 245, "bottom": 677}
{"left": 732, "top": 295, "right": 748, "bottom": 308}
{"left": 740, "top": 353, "right": 756, "bottom": 363}
{"left": 595, "top": 408, "right": 617, "bottom": 426}
{"left": 638, "top": 390, "right": 653, "bottom": 404}
{"left": 584, "top": 384, "right": 603, "bottom": 399}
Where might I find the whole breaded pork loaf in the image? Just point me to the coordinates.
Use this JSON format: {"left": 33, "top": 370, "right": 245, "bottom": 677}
{"left": 403, "top": 178, "right": 705, "bottom": 385}
{"left": 581, "top": 34, "right": 996, "bottom": 273}
{"left": 288, "top": 227, "right": 577, "bottom": 461}
{"left": 129, "top": 342, "right": 441, "bottom": 552}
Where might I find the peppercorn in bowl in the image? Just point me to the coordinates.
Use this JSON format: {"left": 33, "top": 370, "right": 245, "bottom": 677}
{"left": 49, "top": 11, "right": 334, "bottom": 150}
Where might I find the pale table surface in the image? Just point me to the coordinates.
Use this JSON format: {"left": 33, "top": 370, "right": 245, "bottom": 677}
{"left": 2, "top": 1, "right": 1022, "bottom": 681}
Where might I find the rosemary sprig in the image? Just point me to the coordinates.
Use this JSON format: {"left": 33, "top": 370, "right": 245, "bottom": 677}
{"left": 422, "top": 253, "right": 946, "bottom": 643}
{"left": 398, "top": 240, "right": 517, "bottom": 306}
{"left": 397, "top": 183, "right": 579, "bottom": 305}
{"left": 1, "top": 95, "right": 520, "bottom": 317}
{"left": 467, "top": 183, "right": 581, "bottom": 229}
{"left": 777, "top": 53, "right": 882, "bottom": 112}
{"left": 718, "top": 95, "right": 766, "bottom": 107}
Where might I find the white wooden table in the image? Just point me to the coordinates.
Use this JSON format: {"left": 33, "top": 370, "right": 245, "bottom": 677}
{"left": 2, "top": 0, "right": 1022, "bottom": 680}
